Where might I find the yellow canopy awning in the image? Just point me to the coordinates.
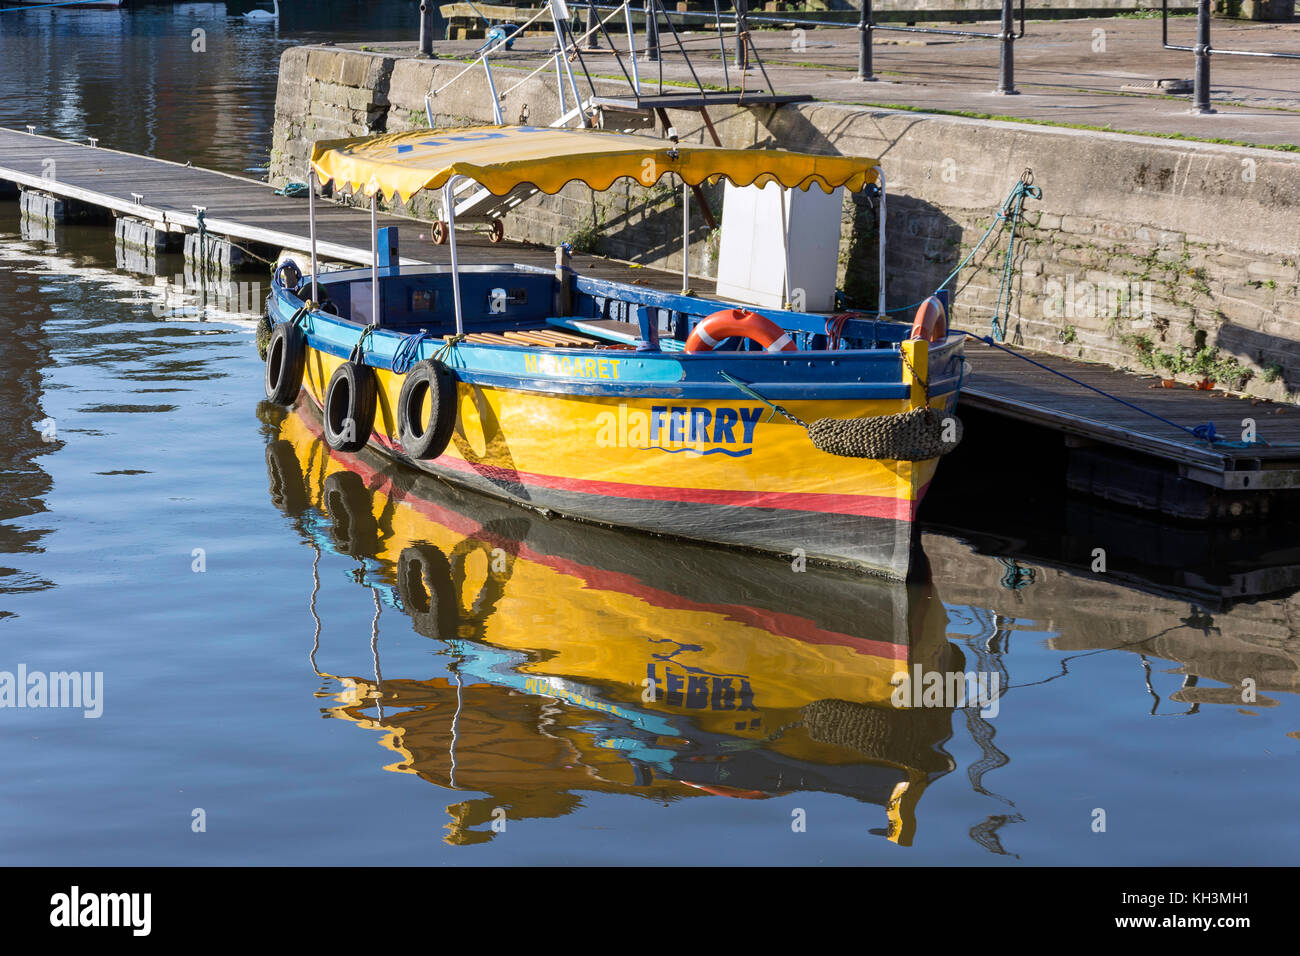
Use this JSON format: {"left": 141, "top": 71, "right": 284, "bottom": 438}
{"left": 310, "top": 125, "right": 879, "bottom": 203}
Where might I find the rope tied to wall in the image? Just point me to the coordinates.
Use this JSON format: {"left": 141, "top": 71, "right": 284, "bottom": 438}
{"left": 989, "top": 169, "right": 1041, "bottom": 343}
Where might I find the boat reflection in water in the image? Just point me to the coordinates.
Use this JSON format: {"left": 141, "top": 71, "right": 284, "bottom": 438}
{"left": 263, "top": 398, "right": 964, "bottom": 846}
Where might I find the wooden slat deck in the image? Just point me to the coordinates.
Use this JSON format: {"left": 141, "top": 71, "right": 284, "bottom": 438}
{"left": 960, "top": 338, "right": 1300, "bottom": 488}
{"left": 0, "top": 126, "right": 714, "bottom": 295}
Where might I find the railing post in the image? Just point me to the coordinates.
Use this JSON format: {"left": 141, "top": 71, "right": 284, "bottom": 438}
{"left": 643, "top": 0, "right": 659, "bottom": 61}
{"left": 857, "top": 0, "right": 873, "bottom": 81}
{"left": 418, "top": 0, "right": 434, "bottom": 57}
{"left": 1191, "top": 0, "right": 1214, "bottom": 114}
{"left": 734, "top": 0, "right": 748, "bottom": 70}
{"left": 995, "top": 0, "right": 1017, "bottom": 94}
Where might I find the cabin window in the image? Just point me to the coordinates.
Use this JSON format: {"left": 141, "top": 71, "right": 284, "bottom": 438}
{"left": 411, "top": 289, "right": 437, "bottom": 312}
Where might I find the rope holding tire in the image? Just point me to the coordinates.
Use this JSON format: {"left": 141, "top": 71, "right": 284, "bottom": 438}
{"left": 396, "top": 359, "right": 458, "bottom": 461}
{"left": 323, "top": 360, "right": 377, "bottom": 453}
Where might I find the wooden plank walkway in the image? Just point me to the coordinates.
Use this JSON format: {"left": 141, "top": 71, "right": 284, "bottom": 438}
{"left": 0, "top": 126, "right": 710, "bottom": 294}
{"left": 960, "top": 338, "right": 1300, "bottom": 489}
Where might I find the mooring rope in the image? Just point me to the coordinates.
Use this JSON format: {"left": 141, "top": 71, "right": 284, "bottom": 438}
{"left": 195, "top": 207, "right": 275, "bottom": 268}
{"left": 719, "top": 370, "right": 808, "bottom": 428}
{"left": 832, "top": 170, "right": 1042, "bottom": 330}
{"left": 990, "top": 169, "right": 1040, "bottom": 342}
{"left": 855, "top": 167, "right": 1286, "bottom": 452}
{"left": 954, "top": 329, "right": 1292, "bottom": 450}
{"left": 432, "top": 333, "right": 465, "bottom": 366}
{"left": 349, "top": 322, "right": 378, "bottom": 365}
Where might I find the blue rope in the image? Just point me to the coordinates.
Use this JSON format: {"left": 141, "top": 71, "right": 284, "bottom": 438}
{"left": 850, "top": 169, "right": 1290, "bottom": 453}
{"left": 998, "top": 558, "right": 1035, "bottom": 590}
{"left": 392, "top": 330, "right": 431, "bottom": 375}
{"left": 989, "top": 172, "right": 1041, "bottom": 342}
{"left": 956, "top": 330, "right": 1284, "bottom": 450}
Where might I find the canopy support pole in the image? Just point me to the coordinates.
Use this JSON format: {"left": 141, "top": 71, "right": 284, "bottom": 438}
{"left": 370, "top": 192, "right": 380, "bottom": 327}
{"left": 778, "top": 186, "right": 792, "bottom": 310}
{"left": 876, "top": 168, "right": 887, "bottom": 322}
{"left": 681, "top": 179, "right": 689, "bottom": 295}
{"left": 443, "top": 176, "right": 466, "bottom": 335}
{"left": 308, "top": 169, "right": 319, "bottom": 305}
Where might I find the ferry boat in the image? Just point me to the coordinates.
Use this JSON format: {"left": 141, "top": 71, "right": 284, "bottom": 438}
{"left": 261, "top": 125, "right": 965, "bottom": 580}
{"left": 264, "top": 399, "right": 962, "bottom": 844}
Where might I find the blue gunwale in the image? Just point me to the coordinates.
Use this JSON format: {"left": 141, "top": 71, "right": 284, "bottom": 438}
{"left": 269, "top": 263, "right": 965, "bottom": 402}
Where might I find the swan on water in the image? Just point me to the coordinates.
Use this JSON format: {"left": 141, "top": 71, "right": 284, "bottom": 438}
{"left": 243, "top": 0, "right": 279, "bottom": 21}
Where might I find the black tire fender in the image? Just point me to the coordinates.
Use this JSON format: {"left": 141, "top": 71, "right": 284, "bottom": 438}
{"left": 321, "top": 470, "right": 381, "bottom": 559}
{"left": 323, "top": 360, "right": 377, "bottom": 453}
{"left": 264, "top": 439, "right": 310, "bottom": 519}
{"left": 396, "top": 359, "right": 458, "bottom": 460}
{"left": 264, "top": 321, "right": 307, "bottom": 405}
{"left": 396, "top": 544, "right": 458, "bottom": 640}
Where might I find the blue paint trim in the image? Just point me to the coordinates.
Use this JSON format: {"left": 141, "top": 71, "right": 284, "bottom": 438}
{"left": 268, "top": 276, "right": 963, "bottom": 402}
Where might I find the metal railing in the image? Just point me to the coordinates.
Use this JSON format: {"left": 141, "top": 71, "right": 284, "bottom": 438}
{"left": 857, "top": 0, "right": 1027, "bottom": 93}
{"left": 579, "top": 0, "right": 1028, "bottom": 94}
{"left": 428, "top": 0, "right": 645, "bottom": 126}
{"left": 1163, "top": 0, "right": 1300, "bottom": 114}
{"left": 426, "top": 0, "right": 1038, "bottom": 118}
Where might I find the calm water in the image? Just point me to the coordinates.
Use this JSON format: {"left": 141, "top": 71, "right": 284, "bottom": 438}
{"left": 1, "top": 5, "right": 1297, "bottom": 866}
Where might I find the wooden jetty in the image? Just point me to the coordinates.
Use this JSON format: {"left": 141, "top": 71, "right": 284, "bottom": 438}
{"left": 2, "top": 125, "right": 1298, "bottom": 519}
{"left": 959, "top": 339, "right": 1300, "bottom": 511}
{"left": 0, "top": 126, "right": 692, "bottom": 291}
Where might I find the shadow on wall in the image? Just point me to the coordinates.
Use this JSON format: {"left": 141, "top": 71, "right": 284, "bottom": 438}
{"left": 590, "top": 179, "right": 723, "bottom": 273}
{"left": 1215, "top": 321, "right": 1300, "bottom": 395}
{"left": 754, "top": 105, "right": 967, "bottom": 318}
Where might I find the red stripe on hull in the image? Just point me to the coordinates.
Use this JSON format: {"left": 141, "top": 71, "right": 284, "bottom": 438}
{"left": 307, "top": 390, "right": 922, "bottom": 520}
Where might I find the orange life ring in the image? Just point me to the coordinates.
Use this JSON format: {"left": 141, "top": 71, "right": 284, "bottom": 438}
{"left": 909, "top": 296, "right": 947, "bottom": 343}
{"left": 685, "top": 309, "right": 798, "bottom": 354}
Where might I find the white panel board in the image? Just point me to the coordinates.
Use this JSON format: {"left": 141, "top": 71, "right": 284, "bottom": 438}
{"left": 714, "top": 180, "right": 842, "bottom": 313}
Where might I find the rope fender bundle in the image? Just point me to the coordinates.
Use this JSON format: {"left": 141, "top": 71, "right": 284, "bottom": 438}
{"left": 808, "top": 406, "right": 963, "bottom": 462}
{"left": 720, "top": 370, "right": 963, "bottom": 462}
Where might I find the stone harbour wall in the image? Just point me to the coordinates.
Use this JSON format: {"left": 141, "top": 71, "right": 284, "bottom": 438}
{"left": 270, "top": 45, "right": 1300, "bottom": 401}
